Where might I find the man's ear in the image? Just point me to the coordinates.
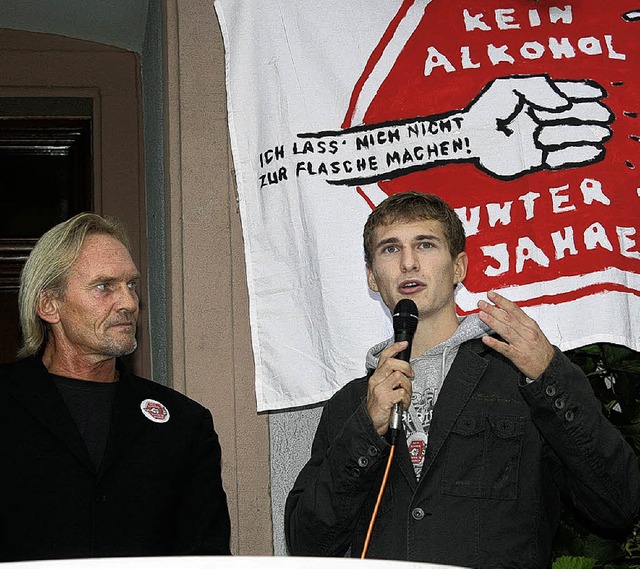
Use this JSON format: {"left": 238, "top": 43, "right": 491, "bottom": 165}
{"left": 366, "top": 264, "right": 379, "bottom": 293}
{"left": 454, "top": 252, "right": 468, "bottom": 284}
{"left": 37, "top": 291, "right": 61, "bottom": 325}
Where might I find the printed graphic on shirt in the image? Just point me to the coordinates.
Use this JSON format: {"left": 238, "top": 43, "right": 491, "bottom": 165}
{"left": 405, "top": 386, "right": 437, "bottom": 478}
{"left": 140, "top": 399, "right": 170, "bottom": 423}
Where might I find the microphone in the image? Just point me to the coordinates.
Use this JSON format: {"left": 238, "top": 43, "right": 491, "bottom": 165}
{"left": 389, "top": 299, "right": 419, "bottom": 439}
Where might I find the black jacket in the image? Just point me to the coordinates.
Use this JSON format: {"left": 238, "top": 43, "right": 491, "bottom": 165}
{"left": 0, "top": 357, "right": 231, "bottom": 561}
{"left": 285, "top": 340, "right": 640, "bottom": 568}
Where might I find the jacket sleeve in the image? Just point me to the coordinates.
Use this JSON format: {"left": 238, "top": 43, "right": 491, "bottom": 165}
{"left": 285, "top": 387, "right": 391, "bottom": 557}
{"left": 520, "top": 348, "right": 640, "bottom": 529}
{"left": 173, "top": 408, "right": 231, "bottom": 555}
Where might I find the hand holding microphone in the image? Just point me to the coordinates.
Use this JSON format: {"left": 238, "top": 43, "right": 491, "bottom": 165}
{"left": 365, "top": 299, "right": 418, "bottom": 440}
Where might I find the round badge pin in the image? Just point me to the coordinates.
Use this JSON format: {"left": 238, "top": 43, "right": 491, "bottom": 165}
{"left": 140, "top": 399, "right": 170, "bottom": 423}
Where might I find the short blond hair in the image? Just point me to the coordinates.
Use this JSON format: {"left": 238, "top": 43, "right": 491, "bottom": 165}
{"left": 18, "top": 212, "right": 131, "bottom": 358}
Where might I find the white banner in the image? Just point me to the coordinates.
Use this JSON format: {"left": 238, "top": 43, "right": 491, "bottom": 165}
{"left": 215, "top": 0, "right": 640, "bottom": 411}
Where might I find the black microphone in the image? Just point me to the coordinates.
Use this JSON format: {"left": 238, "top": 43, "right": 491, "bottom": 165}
{"left": 390, "top": 299, "right": 419, "bottom": 439}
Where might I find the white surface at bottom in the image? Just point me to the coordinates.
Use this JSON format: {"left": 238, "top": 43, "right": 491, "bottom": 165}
{"left": 2, "top": 556, "right": 466, "bottom": 569}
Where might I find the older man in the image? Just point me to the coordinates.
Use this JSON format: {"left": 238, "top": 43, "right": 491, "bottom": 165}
{"left": 0, "top": 213, "right": 231, "bottom": 561}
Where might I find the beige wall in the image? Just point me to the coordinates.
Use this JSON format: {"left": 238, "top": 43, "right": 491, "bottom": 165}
{"left": 163, "top": 1, "right": 273, "bottom": 555}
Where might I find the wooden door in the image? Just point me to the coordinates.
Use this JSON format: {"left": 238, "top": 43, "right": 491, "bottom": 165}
{"left": 0, "top": 117, "right": 92, "bottom": 363}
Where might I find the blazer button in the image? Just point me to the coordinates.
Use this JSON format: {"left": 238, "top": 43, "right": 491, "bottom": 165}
{"left": 545, "top": 385, "right": 557, "bottom": 397}
{"left": 358, "top": 456, "right": 369, "bottom": 468}
{"left": 367, "top": 446, "right": 378, "bottom": 457}
{"left": 351, "top": 468, "right": 361, "bottom": 478}
{"left": 565, "top": 410, "right": 575, "bottom": 422}
{"left": 555, "top": 398, "right": 565, "bottom": 410}
{"left": 412, "top": 508, "right": 425, "bottom": 520}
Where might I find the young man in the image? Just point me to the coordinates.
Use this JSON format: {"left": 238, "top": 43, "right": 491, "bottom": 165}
{"left": 285, "top": 192, "right": 640, "bottom": 568}
{"left": 0, "top": 213, "right": 231, "bottom": 561}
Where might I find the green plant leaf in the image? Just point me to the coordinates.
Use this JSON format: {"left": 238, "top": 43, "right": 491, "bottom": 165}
{"left": 552, "top": 555, "right": 596, "bottom": 569}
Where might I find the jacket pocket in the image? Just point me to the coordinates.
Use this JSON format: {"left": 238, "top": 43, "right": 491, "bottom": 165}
{"left": 441, "top": 414, "right": 524, "bottom": 500}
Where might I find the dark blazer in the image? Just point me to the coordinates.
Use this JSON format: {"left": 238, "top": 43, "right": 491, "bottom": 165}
{"left": 286, "top": 341, "right": 640, "bottom": 568}
{"left": 0, "top": 357, "right": 231, "bottom": 561}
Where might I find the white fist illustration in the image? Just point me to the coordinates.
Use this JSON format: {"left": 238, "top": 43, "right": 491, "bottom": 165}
{"left": 464, "top": 75, "right": 612, "bottom": 179}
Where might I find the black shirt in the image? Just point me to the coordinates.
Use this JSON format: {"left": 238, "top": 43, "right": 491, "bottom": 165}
{"left": 52, "top": 374, "right": 118, "bottom": 469}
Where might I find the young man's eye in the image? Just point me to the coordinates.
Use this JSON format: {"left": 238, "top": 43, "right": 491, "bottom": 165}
{"left": 382, "top": 245, "right": 399, "bottom": 254}
{"left": 418, "top": 241, "right": 434, "bottom": 249}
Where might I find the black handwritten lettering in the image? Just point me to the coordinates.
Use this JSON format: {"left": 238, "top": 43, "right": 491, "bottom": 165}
{"left": 259, "top": 166, "right": 288, "bottom": 187}
{"left": 355, "top": 128, "right": 401, "bottom": 150}
{"left": 259, "top": 145, "right": 285, "bottom": 167}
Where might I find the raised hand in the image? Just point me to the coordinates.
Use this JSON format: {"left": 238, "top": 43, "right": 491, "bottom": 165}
{"left": 477, "top": 291, "right": 555, "bottom": 380}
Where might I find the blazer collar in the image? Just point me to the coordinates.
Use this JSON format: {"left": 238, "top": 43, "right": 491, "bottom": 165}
{"left": 8, "top": 357, "right": 95, "bottom": 472}
{"left": 8, "top": 358, "right": 155, "bottom": 478}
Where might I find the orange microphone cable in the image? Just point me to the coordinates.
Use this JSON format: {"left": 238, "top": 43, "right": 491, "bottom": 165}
{"left": 360, "top": 441, "right": 396, "bottom": 559}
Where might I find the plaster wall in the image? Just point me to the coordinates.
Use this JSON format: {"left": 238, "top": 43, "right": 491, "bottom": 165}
{"left": 163, "top": 1, "right": 273, "bottom": 554}
{"left": 165, "top": 3, "right": 323, "bottom": 555}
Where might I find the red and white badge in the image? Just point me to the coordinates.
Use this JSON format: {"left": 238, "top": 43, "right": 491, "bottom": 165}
{"left": 407, "top": 432, "right": 428, "bottom": 467}
{"left": 140, "top": 399, "right": 170, "bottom": 423}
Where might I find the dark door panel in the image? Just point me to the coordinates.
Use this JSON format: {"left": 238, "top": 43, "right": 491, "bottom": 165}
{"left": 0, "top": 117, "right": 92, "bottom": 363}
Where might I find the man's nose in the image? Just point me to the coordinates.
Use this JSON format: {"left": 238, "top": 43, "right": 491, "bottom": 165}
{"left": 116, "top": 284, "right": 139, "bottom": 312}
{"left": 401, "top": 248, "right": 419, "bottom": 272}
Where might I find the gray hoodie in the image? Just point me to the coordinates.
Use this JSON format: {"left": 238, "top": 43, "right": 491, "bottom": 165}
{"left": 365, "top": 314, "right": 491, "bottom": 478}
